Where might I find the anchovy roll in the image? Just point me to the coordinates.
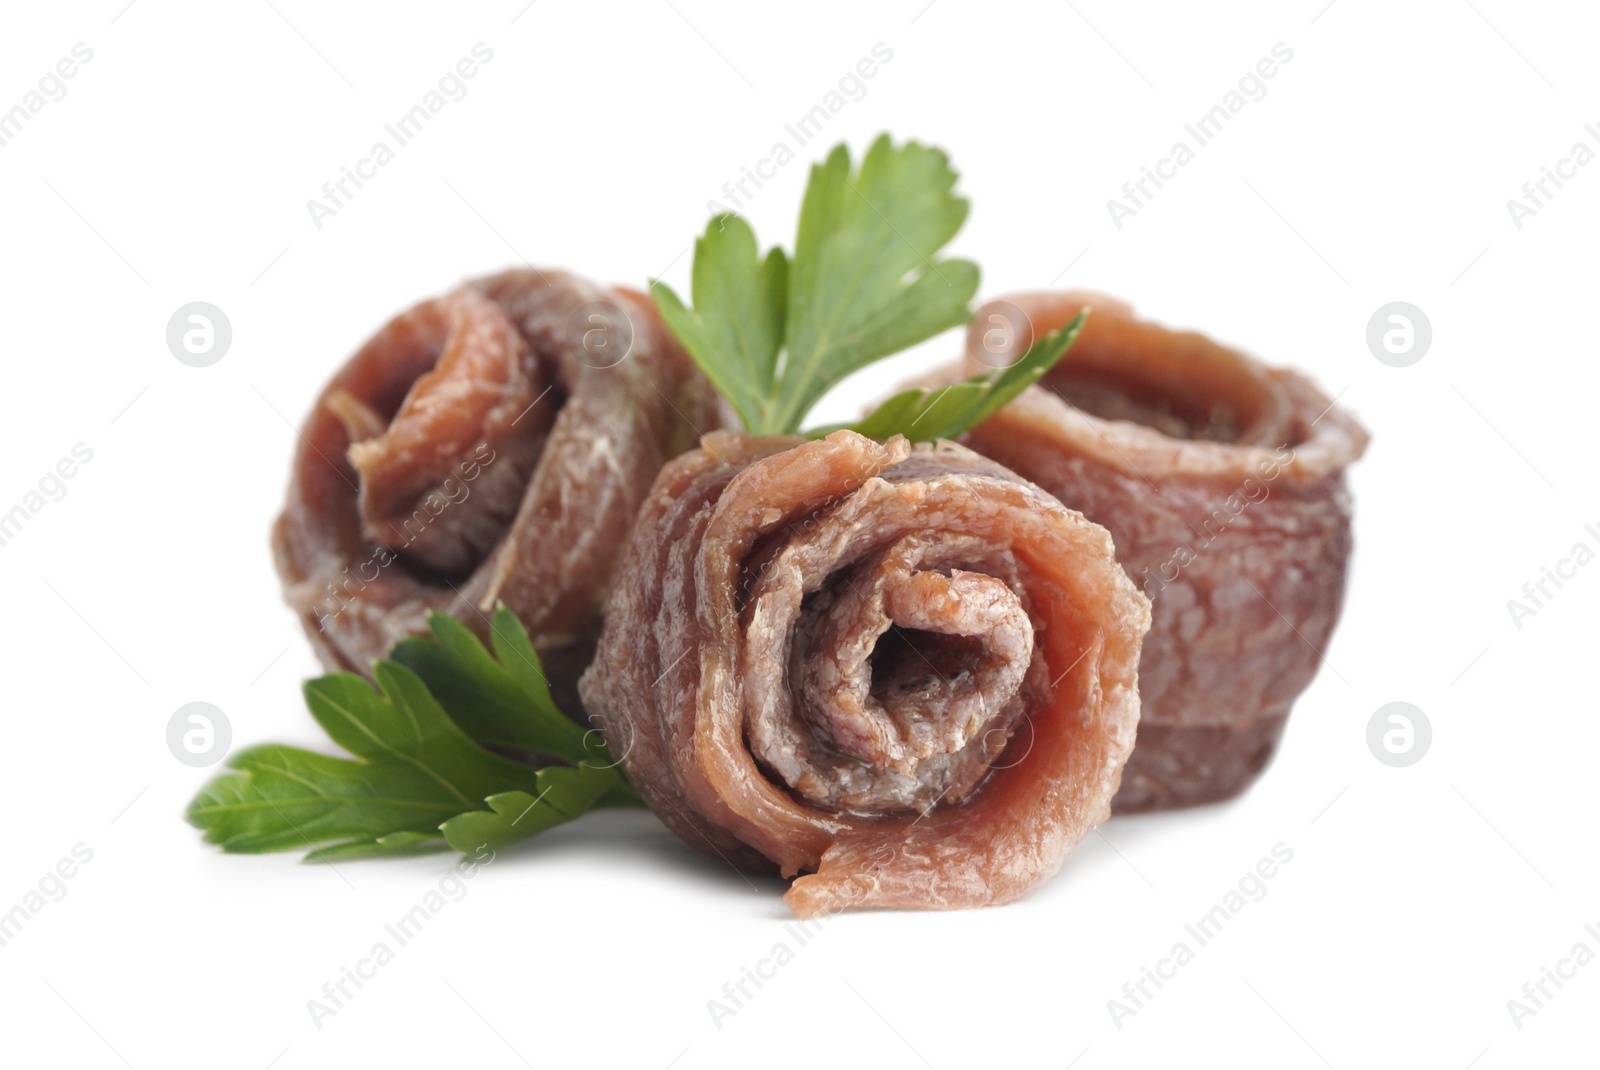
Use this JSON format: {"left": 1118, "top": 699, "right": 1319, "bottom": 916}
{"left": 579, "top": 430, "right": 1150, "bottom": 915}
{"left": 273, "top": 269, "right": 720, "bottom": 713}
{"left": 953, "top": 292, "right": 1369, "bottom": 812}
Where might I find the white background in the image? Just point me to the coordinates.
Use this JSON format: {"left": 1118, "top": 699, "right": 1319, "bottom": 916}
{"left": 1, "top": 1, "right": 1595, "bottom": 1066}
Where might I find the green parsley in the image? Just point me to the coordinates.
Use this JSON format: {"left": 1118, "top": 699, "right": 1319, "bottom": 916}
{"left": 826, "top": 310, "right": 1089, "bottom": 443}
{"left": 186, "top": 607, "right": 637, "bottom": 862}
{"left": 651, "top": 135, "right": 980, "bottom": 436}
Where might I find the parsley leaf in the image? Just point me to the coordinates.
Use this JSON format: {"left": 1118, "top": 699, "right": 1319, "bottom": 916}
{"left": 651, "top": 135, "right": 978, "bottom": 436}
{"left": 389, "top": 606, "right": 595, "bottom": 764}
{"left": 650, "top": 215, "right": 788, "bottom": 435}
{"left": 827, "top": 309, "right": 1089, "bottom": 443}
{"left": 185, "top": 609, "right": 635, "bottom": 861}
{"left": 439, "top": 767, "right": 631, "bottom": 853}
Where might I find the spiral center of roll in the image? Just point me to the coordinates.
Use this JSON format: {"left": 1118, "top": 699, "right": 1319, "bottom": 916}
{"left": 335, "top": 290, "right": 559, "bottom": 579}
{"left": 748, "top": 531, "right": 1037, "bottom": 816}
{"left": 809, "top": 565, "right": 1031, "bottom": 771}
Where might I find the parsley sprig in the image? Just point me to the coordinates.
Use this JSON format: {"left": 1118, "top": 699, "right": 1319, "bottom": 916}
{"left": 186, "top": 607, "right": 638, "bottom": 861}
{"left": 826, "top": 310, "right": 1089, "bottom": 443}
{"left": 652, "top": 135, "right": 982, "bottom": 436}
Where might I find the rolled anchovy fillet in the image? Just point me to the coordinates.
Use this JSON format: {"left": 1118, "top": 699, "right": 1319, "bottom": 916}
{"left": 273, "top": 268, "right": 720, "bottom": 714}
{"left": 579, "top": 430, "right": 1150, "bottom": 915}
{"left": 953, "top": 291, "right": 1369, "bottom": 812}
